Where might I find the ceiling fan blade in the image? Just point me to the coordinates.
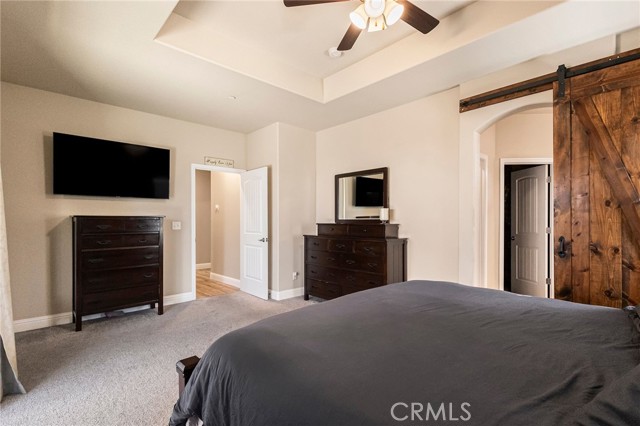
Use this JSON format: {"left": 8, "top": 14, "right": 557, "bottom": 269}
{"left": 283, "top": 0, "right": 350, "bottom": 7}
{"left": 398, "top": 0, "right": 439, "bottom": 34}
{"left": 337, "top": 24, "right": 362, "bottom": 51}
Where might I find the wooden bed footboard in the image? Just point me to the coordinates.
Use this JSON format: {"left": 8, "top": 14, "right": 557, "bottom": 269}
{"left": 176, "top": 356, "right": 200, "bottom": 397}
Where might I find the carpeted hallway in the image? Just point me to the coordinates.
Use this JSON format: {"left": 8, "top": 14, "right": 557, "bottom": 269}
{"left": 1, "top": 292, "right": 313, "bottom": 425}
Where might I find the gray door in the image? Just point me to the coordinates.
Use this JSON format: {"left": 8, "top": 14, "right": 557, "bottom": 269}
{"left": 510, "top": 165, "right": 550, "bottom": 297}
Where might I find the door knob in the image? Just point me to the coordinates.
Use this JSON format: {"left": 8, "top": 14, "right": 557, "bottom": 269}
{"left": 259, "top": 237, "right": 269, "bottom": 242}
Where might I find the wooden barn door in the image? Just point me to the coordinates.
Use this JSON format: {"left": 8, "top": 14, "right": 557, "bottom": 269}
{"left": 554, "top": 59, "right": 640, "bottom": 307}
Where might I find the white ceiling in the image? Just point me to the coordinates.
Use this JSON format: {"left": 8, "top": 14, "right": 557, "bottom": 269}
{"left": 1, "top": 1, "right": 639, "bottom": 134}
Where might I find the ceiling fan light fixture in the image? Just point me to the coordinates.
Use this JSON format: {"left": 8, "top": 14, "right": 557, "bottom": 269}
{"left": 367, "top": 15, "right": 387, "bottom": 32}
{"left": 364, "top": 0, "right": 385, "bottom": 18}
{"left": 349, "top": 4, "right": 368, "bottom": 30}
{"left": 384, "top": 0, "right": 404, "bottom": 26}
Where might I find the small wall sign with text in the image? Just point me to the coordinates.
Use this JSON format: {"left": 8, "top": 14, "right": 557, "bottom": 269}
{"left": 204, "top": 157, "right": 235, "bottom": 168}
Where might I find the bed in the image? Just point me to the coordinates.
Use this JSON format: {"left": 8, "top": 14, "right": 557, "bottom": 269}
{"left": 169, "top": 280, "right": 640, "bottom": 426}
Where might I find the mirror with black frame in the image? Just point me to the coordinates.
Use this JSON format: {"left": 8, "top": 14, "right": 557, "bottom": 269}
{"left": 335, "top": 167, "right": 388, "bottom": 223}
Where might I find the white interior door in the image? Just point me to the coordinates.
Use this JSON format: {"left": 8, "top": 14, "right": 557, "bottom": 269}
{"left": 510, "top": 165, "right": 549, "bottom": 297}
{"left": 240, "top": 167, "right": 269, "bottom": 300}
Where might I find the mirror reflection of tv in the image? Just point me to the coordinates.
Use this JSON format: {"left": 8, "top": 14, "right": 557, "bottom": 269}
{"left": 53, "top": 132, "right": 170, "bottom": 199}
{"left": 354, "top": 176, "right": 383, "bottom": 207}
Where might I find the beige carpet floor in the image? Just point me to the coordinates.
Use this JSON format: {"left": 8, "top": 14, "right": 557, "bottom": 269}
{"left": 1, "top": 292, "right": 313, "bottom": 425}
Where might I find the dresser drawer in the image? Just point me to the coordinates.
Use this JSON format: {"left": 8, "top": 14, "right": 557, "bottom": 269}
{"left": 82, "top": 266, "right": 160, "bottom": 293}
{"left": 306, "top": 250, "right": 340, "bottom": 267}
{"left": 78, "top": 218, "right": 126, "bottom": 234}
{"left": 305, "top": 237, "right": 328, "bottom": 252}
{"left": 327, "top": 239, "right": 354, "bottom": 253}
{"left": 340, "top": 253, "right": 385, "bottom": 274}
{"left": 306, "top": 279, "right": 341, "bottom": 300}
{"left": 317, "top": 224, "right": 348, "bottom": 236}
{"left": 82, "top": 247, "right": 160, "bottom": 269}
{"left": 348, "top": 225, "right": 386, "bottom": 238}
{"left": 354, "top": 240, "right": 386, "bottom": 257}
{"left": 82, "top": 284, "right": 159, "bottom": 314}
{"left": 124, "top": 218, "right": 161, "bottom": 232}
{"left": 80, "top": 233, "right": 159, "bottom": 250}
{"left": 305, "top": 264, "right": 342, "bottom": 285}
{"left": 340, "top": 270, "right": 385, "bottom": 288}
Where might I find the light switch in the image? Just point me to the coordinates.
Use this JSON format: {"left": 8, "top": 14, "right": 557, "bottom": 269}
{"left": 172, "top": 221, "right": 181, "bottom": 230}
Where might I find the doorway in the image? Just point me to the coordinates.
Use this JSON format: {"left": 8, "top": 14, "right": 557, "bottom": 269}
{"left": 192, "top": 165, "right": 242, "bottom": 300}
{"left": 501, "top": 162, "right": 552, "bottom": 297}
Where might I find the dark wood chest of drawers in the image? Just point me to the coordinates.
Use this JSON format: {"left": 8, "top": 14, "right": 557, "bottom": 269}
{"left": 72, "top": 215, "right": 164, "bottom": 331}
{"left": 304, "top": 223, "right": 407, "bottom": 300}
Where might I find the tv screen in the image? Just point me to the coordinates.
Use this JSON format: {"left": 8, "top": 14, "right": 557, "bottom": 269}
{"left": 53, "top": 132, "right": 170, "bottom": 199}
{"left": 354, "top": 176, "right": 383, "bottom": 207}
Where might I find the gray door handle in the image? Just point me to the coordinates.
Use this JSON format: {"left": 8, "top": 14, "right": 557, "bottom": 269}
{"left": 259, "top": 237, "right": 269, "bottom": 242}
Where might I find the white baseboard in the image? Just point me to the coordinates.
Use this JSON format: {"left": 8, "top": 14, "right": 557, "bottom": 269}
{"left": 165, "top": 291, "right": 196, "bottom": 306}
{"left": 13, "top": 312, "right": 73, "bottom": 333}
{"left": 13, "top": 291, "right": 195, "bottom": 333}
{"left": 270, "top": 286, "right": 304, "bottom": 301}
{"left": 196, "top": 263, "right": 211, "bottom": 270}
{"left": 209, "top": 272, "right": 240, "bottom": 288}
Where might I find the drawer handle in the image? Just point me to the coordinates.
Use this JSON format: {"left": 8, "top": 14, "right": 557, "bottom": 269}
{"left": 313, "top": 242, "right": 320, "bottom": 246}
{"left": 310, "top": 270, "right": 318, "bottom": 274}
{"left": 143, "top": 255, "right": 155, "bottom": 260}
{"left": 88, "top": 258, "right": 104, "bottom": 264}
{"left": 363, "top": 247, "right": 372, "bottom": 252}
{"left": 96, "top": 225, "right": 111, "bottom": 230}
{"left": 335, "top": 244, "right": 346, "bottom": 249}
{"left": 137, "top": 224, "right": 148, "bottom": 229}
{"left": 362, "top": 228, "right": 368, "bottom": 233}
{"left": 143, "top": 273, "right": 154, "bottom": 278}
{"left": 96, "top": 240, "right": 112, "bottom": 245}
{"left": 367, "top": 262, "right": 378, "bottom": 268}
{"left": 310, "top": 255, "right": 318, "bottom": 260}
{"left": 327, "top": 257, "right": 336, "bottom": 262}
{"left": 345, "top": 259, "right": 356, "bottom": 265}
{"left": 138, "top": 239, "right": 148, "bottom": 243}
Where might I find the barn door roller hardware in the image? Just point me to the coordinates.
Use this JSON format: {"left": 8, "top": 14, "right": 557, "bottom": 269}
{"left": 556, "top": 65, "right": 567, "bottom": 98}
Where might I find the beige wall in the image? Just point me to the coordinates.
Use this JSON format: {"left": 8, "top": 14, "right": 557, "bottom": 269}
{"left": 316, "top": 88, "right": 461, "bottom": 282}
{"left": 479, "top": 108, "right": 553, "bottom": 289}
{"left": 246, "top": 122, "right": 316, "bottom": 296}
{"left": 1, "top": 82, "right": 245, "bottom": 321}
{"left": 195, "top": 170, "right": 211, "bottom": 265}
{"left": 277, "top": 123, "right": 316, "bottom": 293}
{"left": 210, "top": 171, "right": 240, "bottom": 280}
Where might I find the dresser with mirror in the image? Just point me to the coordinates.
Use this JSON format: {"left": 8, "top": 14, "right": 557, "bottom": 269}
{"left": 304, "top": 167, "right": 407, "bottom": 300}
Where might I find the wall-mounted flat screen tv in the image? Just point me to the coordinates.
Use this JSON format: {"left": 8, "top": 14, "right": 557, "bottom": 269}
{"left": 53, "top": 132, "right": 170, "bottom": 199}
{"left": 354, "top": 176, "right": 384, "bottom": 207}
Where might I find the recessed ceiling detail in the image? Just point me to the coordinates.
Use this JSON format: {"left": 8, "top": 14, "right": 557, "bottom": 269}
{"left": 154, "top": 0, "right": 640, "bottom": 104}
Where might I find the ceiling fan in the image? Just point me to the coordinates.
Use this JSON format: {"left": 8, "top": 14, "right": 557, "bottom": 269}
{"left": 283, "top": 0, "right": 439, "bottom": 51}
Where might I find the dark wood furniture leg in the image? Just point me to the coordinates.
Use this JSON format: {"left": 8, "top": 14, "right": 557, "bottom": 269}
{"left": 176, "top": 356, "right": 200, "bottom": 397}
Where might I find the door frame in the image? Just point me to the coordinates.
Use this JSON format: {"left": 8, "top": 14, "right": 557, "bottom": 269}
{"left": 498, "top": 158, "right": 553, "bottom": 294}
{"left": 478, "top": 154, "right": 489, "bottom": 288}
{"left": 190, "top": 163, "right": 246, "bottom": 300}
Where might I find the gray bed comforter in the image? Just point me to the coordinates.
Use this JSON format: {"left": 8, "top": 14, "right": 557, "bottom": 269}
{"left": 169, "top": 280, "right": 640, "bottom": 426}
